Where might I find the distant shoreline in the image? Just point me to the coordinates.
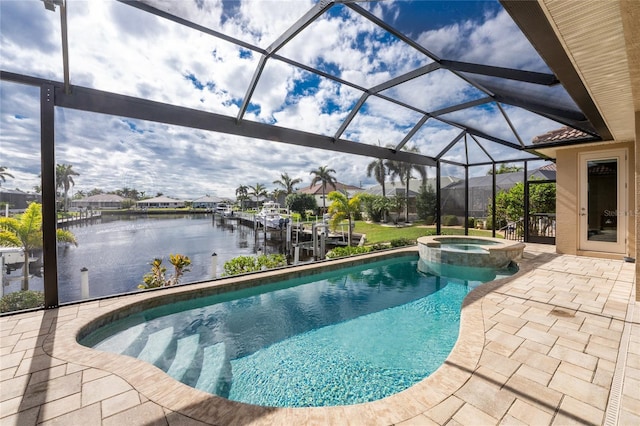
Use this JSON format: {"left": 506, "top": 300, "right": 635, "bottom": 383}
{"left": 100, "top": 209, "right": 214, "bottom": 215}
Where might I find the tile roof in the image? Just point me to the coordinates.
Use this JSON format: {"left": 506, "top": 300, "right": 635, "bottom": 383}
{"left": 531, "top": 126, "right": 592, "bottom": 144}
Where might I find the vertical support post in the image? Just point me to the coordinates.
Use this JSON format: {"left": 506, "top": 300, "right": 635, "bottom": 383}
{"left": 294, "top": 245, "right": 300, "bottom": 265}
{"left": 312, "top": 223, "right": 318, "bottom": 260}
{"left": 320, "top": 226, "right": 326, "bottom": 260}
{"left": 523, "top": 161, "right": 529, "bottom": 242}
{"left": 41, "top": 84, "right": 58, "bottom": 309}
{"left": 211, "top": 252, "right": 218, "bottom": 279}
{"left": 1, "top": 255, "right": 4, "bottom": 296}
{"left": 492, "top": 163, "right": 497, "bottom": 238}
{"left": 436, "top": 161, "right": 441, "bottom": 235}
{"left": 80, "top": 267, "right": 89, "bottom": 299}
{"left": 464, "top": 165, "right": 469, "bottom": 236}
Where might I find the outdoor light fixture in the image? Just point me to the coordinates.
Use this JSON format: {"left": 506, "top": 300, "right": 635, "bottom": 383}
{"left": 42, "top": 0, "right": 64, "bottom": 12}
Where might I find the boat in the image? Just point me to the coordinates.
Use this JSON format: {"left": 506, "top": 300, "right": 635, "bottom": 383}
{"left": 0, "top": 246, "right": 38, "bottom": 274}
{"left": 221, "top": 206, "right": 234, "bottom": 217}
{"left": 255, "top": 202, "right": 289, "bottom": 229}
{"left": 215, "top": 203, "right": 231, "bottom": 215}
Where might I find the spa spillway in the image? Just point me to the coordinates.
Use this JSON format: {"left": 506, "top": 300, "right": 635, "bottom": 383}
{"left": 417, "top": 235, "right": 524, "bottom": 280}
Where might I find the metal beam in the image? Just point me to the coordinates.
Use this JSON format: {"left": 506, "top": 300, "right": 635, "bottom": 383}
{"left": 265, "top": 1, "right": 334, "bottom": 56}
{"left": 395, "top": 116, "right": 429, "bottom": 152}
{"left": 59, "top": 0, "right": 70, "bottom": 94}
{"left": 441, "top": 59, "right": 559, "bottom": 86}
{"left": 429, "top": 97, "right": 493, "bottom": 117}
{"left": 492, "top": 92, "right": 587, "bottom": 122}
{"left": 41, "top": 84, "right": 58, "bottom": 308}
{"left": 435, "top": 130, "right": 465, "bottom": 160}
{"left": 369, "top": 62, "right": 441, "bottom": 94}
{"left": 346, "top": 3, "right": 441, "bottom": 61}
{"left": 500, "top": 0, "right": 612, "bottom": 140}
{"left": 333, "top": 93, "right": 369, "bottom": 140}
{"left": 237, "top": 55, "right": 267, "bottom": 122}
{"left": 437, "top": 117, "right": 523, "bottom": 151}
{"left": 469, "top": 134, "right": 495, "bottom": 163}
{"left": 120, "top": 1, "right": 264, "bottom": 55}
{"left": 53, "top": 84, "right": 437, "bottom": 166}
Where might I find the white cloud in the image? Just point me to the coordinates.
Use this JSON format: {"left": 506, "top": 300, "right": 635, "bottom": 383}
{"left": 0, "top": 0, "right": 564, "bottom": 202}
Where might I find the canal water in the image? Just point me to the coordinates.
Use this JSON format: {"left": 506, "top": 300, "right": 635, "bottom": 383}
{"left": 4, "top": 214, "right": 290, "bottom": 303}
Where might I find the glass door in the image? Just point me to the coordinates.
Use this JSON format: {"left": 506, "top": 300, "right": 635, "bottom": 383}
{"left": 579, "top": 150, "right": 627, "bottom": 253}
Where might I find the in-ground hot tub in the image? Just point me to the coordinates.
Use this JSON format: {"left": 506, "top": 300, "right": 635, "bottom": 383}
{"left": 417, "top": 235, "right": 524, "bottom": 280}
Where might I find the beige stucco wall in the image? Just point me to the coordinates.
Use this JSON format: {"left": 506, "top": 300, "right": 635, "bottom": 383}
{"left": 636, "top": 111, "right": 640, "bottom": 301}
{"left": 556, "top": 141, "right": 636, "bottom": 260}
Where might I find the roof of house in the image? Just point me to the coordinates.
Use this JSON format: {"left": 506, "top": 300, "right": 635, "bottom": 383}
{"left": 443, "top": 166, "right": 556, "bottom": 190}
{"left": 192, "top": 195, "right": 224, "bottom": 203}
{"left": 136, "top": 196, "right": 184, "bottom": 204}
{"left": 532, "top": 126, "right": 592, "bottom": 144}
{"left": 297, "top": 182, "right": 362, "bottom": 195}
{"left": 364, "top": 176, "right": 460, "bottom": 197}
{"left": 75, "top": 194, "right": 126, "bottom": 202}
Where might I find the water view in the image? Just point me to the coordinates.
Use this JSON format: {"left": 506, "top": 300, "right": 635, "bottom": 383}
{"left": 4, "top": 214, "right": 287, "bottom": 303}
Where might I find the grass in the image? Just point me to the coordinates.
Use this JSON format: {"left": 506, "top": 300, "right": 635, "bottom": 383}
{"left": 353, "top": 221, "right": 499, "bottom": 245}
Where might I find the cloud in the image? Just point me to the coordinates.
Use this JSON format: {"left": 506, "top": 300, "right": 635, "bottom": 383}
{"left": 1, "top": 0, "right": 559, "bottom": 202}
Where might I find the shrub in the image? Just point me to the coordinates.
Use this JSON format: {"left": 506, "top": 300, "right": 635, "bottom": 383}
{"left": 326, "top": 246, "right": 371, "bottom": 259}
{"left": 223, "top": 254, "right": 286, "bottom": 276}
{"left": 424, "top": 216, "right": 435, "bottom": 225}
{"left": 285, "top": 193, "right": 317, "bottom": 215}
{"left": 486, "top": 216, "right": 507, "bottom": 231}
{"left": 442, "top": 215, "right": 459, "bottom": 226}
{"left": 389, "top": 238, "right": 413, "bottom": 247}
{"left": 467, "top": 217, "right": 476, "bottom": 228}
{"left": 138, "top": 254, "right": 191, "bottom": 289}
{"left": 0, "top": 290, "right": 44, "bottom": 313}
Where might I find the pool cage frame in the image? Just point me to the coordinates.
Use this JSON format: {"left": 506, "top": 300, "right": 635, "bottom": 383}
{"left": 1, "top": 0, "right": 609, "bottom": 309}
{"left": 0, "top": 70, "right": 556, "bottom": 309}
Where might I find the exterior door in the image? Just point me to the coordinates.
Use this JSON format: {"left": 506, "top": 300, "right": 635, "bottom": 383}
{"left": 579, "top": 149, "right": 627, "bottom": 253}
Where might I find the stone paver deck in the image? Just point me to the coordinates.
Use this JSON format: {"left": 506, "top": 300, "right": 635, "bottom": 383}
{"left": 0, "top": 244, "right": 638, "bottom": 425}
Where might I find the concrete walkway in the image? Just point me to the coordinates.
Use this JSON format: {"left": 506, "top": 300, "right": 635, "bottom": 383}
{"left": 1, "top": 244, "right": 638, "bottom": 425}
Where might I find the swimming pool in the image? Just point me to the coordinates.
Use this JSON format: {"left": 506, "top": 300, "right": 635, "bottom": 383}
{"left": 80, "top": 254, "right": 515, "bottom": 407}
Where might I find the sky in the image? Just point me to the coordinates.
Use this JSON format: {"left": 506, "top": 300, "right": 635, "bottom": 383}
{"left": 0, "top": 0, "right": 557, "bottom": 200}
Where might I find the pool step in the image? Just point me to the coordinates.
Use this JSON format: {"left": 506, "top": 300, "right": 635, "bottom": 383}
{"left": 137, "top": 327, "right": 174, "bottom": 365}
{"left": 195, "top": 342, "right": 232, "bottom": 396}
{"left": 166, "top": 334, "right": 200, "bottom": 381}
{"left": 94, "top": 323, "right": 146, "bottom": 355}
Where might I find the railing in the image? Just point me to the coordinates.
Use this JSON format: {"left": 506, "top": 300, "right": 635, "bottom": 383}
{"left": 501, "top": 219, "right": 524, "bottom": 241}
{"left": 527, "top": 213, "right": 556, "bottom": 244}
{"left": 500, "top": 214, "right": 556, "bottom": 244}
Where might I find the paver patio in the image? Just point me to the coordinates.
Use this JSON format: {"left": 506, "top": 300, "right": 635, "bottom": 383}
{"left": 1, "top": 244, "right": 638, "bottom": 425}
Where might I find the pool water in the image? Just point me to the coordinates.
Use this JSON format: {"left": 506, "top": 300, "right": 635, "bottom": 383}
{"left": 81, "top": 255, "right": 511, "bottom": 407}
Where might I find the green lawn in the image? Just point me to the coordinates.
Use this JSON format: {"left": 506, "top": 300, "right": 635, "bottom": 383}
{"left": 353, "top": 221, "right": 499, "bottom": 245}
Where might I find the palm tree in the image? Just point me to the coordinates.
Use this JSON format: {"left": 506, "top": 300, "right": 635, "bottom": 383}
{"left": 273, "top": 172, "right": 302, "bottom": 195}
{"left": 386, "top": 146, "right": 426, "bottom": 222}
{"left": 327, "top": 190, "right": 361, "bottom": 247}
{"left": 272, "top": 188, "right": 286, "bottom": 205}
{"left": 56, "top": 164, "right": 79, "bottom": 212}
{"left": 235, "top": 185, "right": 249, "bottom": 210}
{"left": 0, "top": 166, "right": 14, "bottom": 186}
{"left": 0, "top": 203, "right": 76, "bottom": 290}
{"left": 248, "top": 183, "right": 267, "bottom": 208}
{"left": 310, "top": 165, "right": 337, "bottom": 211}
{"left": 366, "top": 141, "right": 393, "bottom": 197}
{"left": 366, "top": 158, "right": 387, "bottom": 197}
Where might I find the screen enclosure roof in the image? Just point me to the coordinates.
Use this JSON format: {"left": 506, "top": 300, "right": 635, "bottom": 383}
{"left": 2, "top": 0, "right": 612, "bottom": 168}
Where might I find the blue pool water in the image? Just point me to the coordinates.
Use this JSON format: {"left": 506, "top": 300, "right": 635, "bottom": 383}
{"left": 81, "top": 255, "right": 514, "bottom": 407}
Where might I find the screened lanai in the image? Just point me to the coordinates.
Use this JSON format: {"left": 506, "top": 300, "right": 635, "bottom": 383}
{"left": 0, "top": 0, "right": 613, "bottom": 309}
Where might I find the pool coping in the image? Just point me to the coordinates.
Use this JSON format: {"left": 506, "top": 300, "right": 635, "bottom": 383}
{"left": 41, "top": 247, "right": 538, "bottom": 424}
